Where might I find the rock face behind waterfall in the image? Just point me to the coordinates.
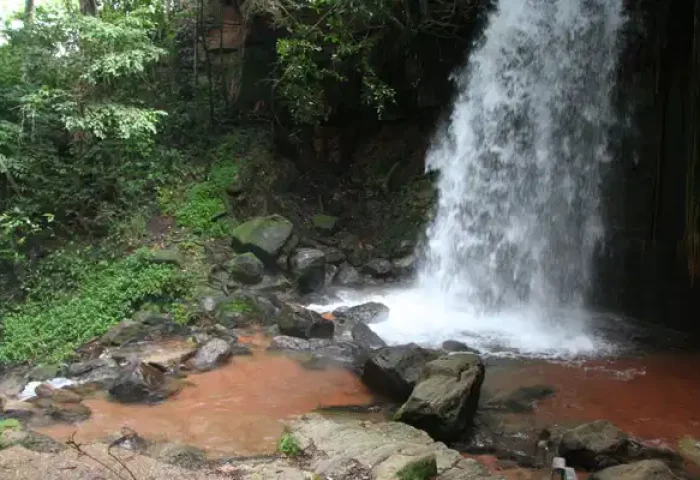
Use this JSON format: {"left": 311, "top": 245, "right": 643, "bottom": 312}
{"left": 395, "top": 353, "right": 485, "bottom": 441}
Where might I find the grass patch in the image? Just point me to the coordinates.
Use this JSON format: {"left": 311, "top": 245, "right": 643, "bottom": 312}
{"left": 277, "top": 430, "right": 302, "bottom": 457}
{"left": 0, "top": 251, "right": 189, "bottom": 364}
{"left": 0, "top": 419, "right": 20, "bottom": 432}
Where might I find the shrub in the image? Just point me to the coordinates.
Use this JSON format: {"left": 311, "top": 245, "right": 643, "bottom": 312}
{"left": 277, "top": 430, "right": 302, "bottom": 457}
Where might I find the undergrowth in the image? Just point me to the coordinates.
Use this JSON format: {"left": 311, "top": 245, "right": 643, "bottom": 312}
{"left": 0, "top": 251, "right": 189, "bottom": 364}
{"left": 277, "top": 430, "right": 302, "bottom": 457}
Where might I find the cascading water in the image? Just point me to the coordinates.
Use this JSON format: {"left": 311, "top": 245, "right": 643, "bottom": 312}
{"left": 311, "top": 0, "right": 625, "bottom": 357}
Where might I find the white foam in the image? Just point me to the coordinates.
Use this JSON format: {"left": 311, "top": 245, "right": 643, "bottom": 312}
{"left": 18, "top": 377, "right": 75, "bottom": 401}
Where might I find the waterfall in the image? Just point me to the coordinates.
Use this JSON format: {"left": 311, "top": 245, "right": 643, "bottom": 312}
{"left": 419, "top": 0, "right": 624, "bottom": 314}
{"left": 311, "top": 0, "right": 625, "bottom": 357}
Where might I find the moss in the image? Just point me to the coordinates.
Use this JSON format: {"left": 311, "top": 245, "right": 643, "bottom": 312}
{"left": 397, "top": 456, "right": 438, "bottom": 480}
{"left": 0, "top": 419, "right": 20, "bottom": 432}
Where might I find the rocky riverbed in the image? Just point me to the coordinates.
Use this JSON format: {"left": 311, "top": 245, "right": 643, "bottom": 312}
{"left": 1, "top": 214, "right": 700, "bottom": 480}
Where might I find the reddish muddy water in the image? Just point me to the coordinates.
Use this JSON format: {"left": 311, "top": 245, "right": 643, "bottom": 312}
{"left": 487, "top": 353, "right": 700, "bottom": 445}
{"left": 38, "top": 345, "right": 374, "bottom": 455}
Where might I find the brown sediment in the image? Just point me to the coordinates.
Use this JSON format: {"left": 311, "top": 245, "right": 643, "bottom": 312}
{"left": 37, "top": 341, "right": 373, "bottom": 455}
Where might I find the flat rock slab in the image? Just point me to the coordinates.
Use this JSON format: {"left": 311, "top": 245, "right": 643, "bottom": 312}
{"left": 288, "top": 413, "right": 503, "bottom": 480}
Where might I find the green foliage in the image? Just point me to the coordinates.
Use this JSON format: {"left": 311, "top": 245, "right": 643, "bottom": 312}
{"left": 0, "top": 251, "right": 188, "bottom": 364}
{"left": 277, "top": 430, "right": 302, "bottom": 457}
{"left": 0, "top": 419, "right": 20, "bottom": 432}
{"left": 265, "top": 0, "right": 396, "bottom": 125}
{"left": 158, "top": 160, "right": 238, "bottom": 236}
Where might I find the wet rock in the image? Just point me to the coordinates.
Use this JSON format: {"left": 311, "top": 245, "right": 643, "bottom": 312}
{"left": 277, "top": 304, "right": 334, "bottom": 339}
{"left": 228, "top": 252, "right": 264, "bottom": 284}
{"left": 334, "top": 262, "right": 364, "bottom": 286}
{"left": 100, "top": 320, "right": 147, "bottom": 346}
{"left": 0, "top": 371, "right": 28, "bottom": 399}
{"left": 28, "top": 365, "right": 60, "bottom": 382}
{"left": 290, "top": 248, "right": 326, "bottom": 294}
{"left": 361, "top": 258, "right": 393, "bottom": 278}
{"left": 281, "top": 234, "right": 300, "bottom": 255}
{"left": 589, "top": 460, "right": 676, "bottom": 480}
{"left": 335, "top": 302, "right": 390, "bottom": 326}
{"left": 325, "top": 264, "right": 338, "bottom": 287}
{"left": 65, "top": 358, "right": 120, "bottom": 386}
{"left": 362, "top": 344, "right": 440, "bottom": 402}
{"left": 276, "top": 254, "right": 289, "bottom": 271}
{"left": 441, "top": 340, "right": 480, "bottom": 354}
{"left": 189, "top": 338, "right": 232, "bottom": 372}
{"left": 246, "top": 274, "right": 293, "bottom": 293}
{"left": 215, "top": 292, "right": 273, "bottom": 328}
{"left": 313, "top": 214, "right": 339, "bottom": 235}
{"left": 391, "top": 254, "right": 416, "bottom": 276}
{"left": 396, "top": 353, "right": 485, "bottom": 441}
{"left": 288, "top": 413, "right": 500, "bottom": 480}
{"left": 148, "top": 248, "right": 183, "bottom": 268}
{"left": 351, "top": 323, "right": 387, "bottom": 351}
{"left": 559, "top": 420, "right": 681, "bottom": 471}
{"left": 30, "top": 397, "right": 91, "bottom": 423}
{"left": 322, "top": 246, "right": 346, "bottom": 265}
{"left": 34, "top": 384, "right": 82, "bottom": 404}
{"left": 108, "top": 362, "right": 181, "bottom": 404}
{"left": 268, "top": 336, "right": 364, "bottom": 370}
{"left": 231, "top": 214, "right": 294, "bottom": 264}
{"left": 483, "top": 384, "right": 556, "bottom": 413}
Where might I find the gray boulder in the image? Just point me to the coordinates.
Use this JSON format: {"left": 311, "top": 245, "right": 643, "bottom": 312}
{"left": 277, "top": 304, "right": 335, "bottom": 339}
{"left": 589, "top": 460, "right": 676, "bottom": 480}
{"left": 290, "top": 248, "right": 326, "bottom": 294}
{"left": 321, "top": 246, "right": 346, "bottom": 265}
{"left": 268, "top": 336, "right": 364, "bottom": 370}
{"left": 362, "top": 258, "right": 393, "bottom": 278}
{"left": 362, "top": 344, "right": 440, "bottom": 402}
{"left": 108, "top": 362, "right": 181, "bottom": 403}
{"left": 559, "top": 420, "right": 681, "bottom": 471}
{"left": 395, "top": 353, "right": 485, "bottom": 441}
{"left": 228, "top": 252, "right": 264, "bottom": 284}
{"left": 441, "top": 340, "right": 480, "bottom": 354}
{"left": 335, "top": 302, "right": 390, "bottom": 325}
{"left": 231, "top": 215, "right": 294, "bottom": 263}
{"left": 334, "top": 262, "right": 364, "bottom": 286}
{"left": 190, "top": 338, "right": 232, "bottom": 372}
{"left": 313, "top": 214, "right": 339, "bottom": 235}
{"left": 351, "top": 323, "right": 387, "bottom": 351}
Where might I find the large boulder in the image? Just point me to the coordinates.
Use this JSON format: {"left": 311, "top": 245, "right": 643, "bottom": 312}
{"left": 334, "top": 262, "right": 364, "bottom": 287}
{"left": 335, "top": 302, "right": 390, "bottom": 325}
{"left": 559, "top": 420, "right": 681, "bottom": 471}
{"left": 351, "top": 323, "right": 387, "bottom": 351}
{"left": 362, "top": 344, "right": 440, "bottom": 402}
{"left": 313, "top": 214, "right": 339, "bottom": 235}
{"left": 189, "top": 338, "right": 232, "bottom": 372}
{"left": 588, "top": 460, "right": 676, "bottom": 480}
{"left": 277, "top": 304, "right": 335, "bottom": 339}
{"left": 395, "top": 353, "right": 485, "bottom": 441}
{"left": 228, "top": 252, "right": 264, "bottom": 284}
{"left": 231, "top": 215, "right": 294, "bottom": 263}
{"left": 290, "top": 248, "right": 326, "bottom": 294}
{"left": 108, "top": 363, "right": 181, "bottom": 404}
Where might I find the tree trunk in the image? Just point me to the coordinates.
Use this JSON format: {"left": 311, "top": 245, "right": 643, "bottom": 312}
{"left": 80, "top": 0, "right": 98, "bottom": 16}
{"left": 25, "top": 0, "right": 34, "bottom": 23}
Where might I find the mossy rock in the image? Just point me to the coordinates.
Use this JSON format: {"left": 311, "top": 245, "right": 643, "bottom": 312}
{"left": 148, "top": 248, "right": 183, "bottom": 268}
{"left": 231, "top": 215, "right": 294, "bottom": 264}
{"left": 313, "top": 214, "right": 339, "bottom": 235}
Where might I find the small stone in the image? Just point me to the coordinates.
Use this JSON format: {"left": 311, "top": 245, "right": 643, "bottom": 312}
{"left": 589, "top": 460, "right": 676, "bottom": 480}
{"left": 34, "top": 384, "right": 82, "bottom": 404}
{"left": 325, "top": 264, "right": 338, "bottom": 287}
{"left": 100, "top": 320, "right": 147, "bottom": 346}
{"left": 149, "top": 248, "right": 183, "bottom": 268}
{"left": 276, "top": 254, "right": 290, "bottom": 271}
{"left": 361, "top": 258, "right": 393, "bottom": 278}
{"left": 313, "top": 214, "right": 339, "bottom": 235}
{"left": 28, "top": 365, "right": 60, "bottom": 382}
{"left": 393, "top": 239, "right": 415, "bottom": 258}
{"left": 228, "top": 252, "right": 264, "bottom": 284}
{"left": 322, "top": 247, "right": 346, "bottom": 264}
{"left": 392, "top": 254, "right": 416, "bottom": 276}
